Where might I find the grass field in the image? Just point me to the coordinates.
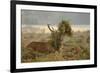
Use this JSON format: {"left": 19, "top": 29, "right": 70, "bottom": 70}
{"left": 21, "top": 25, "right": 90, "bottom": 63}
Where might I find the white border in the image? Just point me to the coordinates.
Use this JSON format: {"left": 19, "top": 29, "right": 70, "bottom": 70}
{"left": 16, "top": 4, "right": 94, "bottom": 69}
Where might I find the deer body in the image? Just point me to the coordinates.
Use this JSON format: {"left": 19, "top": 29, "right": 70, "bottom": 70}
{"left": 26, "top": 42, "right": 54, "bottom": 53}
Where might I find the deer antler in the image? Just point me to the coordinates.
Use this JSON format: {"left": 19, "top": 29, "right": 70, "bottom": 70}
{"left": 47, "top": 24, "right": 55, "bottom": 32}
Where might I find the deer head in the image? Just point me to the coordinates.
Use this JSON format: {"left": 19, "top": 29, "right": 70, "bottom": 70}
{"left": 47, "top": 24, "right": 62, "bottom": 52}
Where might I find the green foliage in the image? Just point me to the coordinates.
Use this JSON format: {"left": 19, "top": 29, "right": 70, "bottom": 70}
{"left": 58, "top": 20, "right": 72, "bottom": 36}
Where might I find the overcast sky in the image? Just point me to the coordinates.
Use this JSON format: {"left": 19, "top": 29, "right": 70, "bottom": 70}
{"left": 21, "top": 10, "right": 90, "bottom": 25}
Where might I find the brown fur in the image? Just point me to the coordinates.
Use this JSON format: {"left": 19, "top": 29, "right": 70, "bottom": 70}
{"left": 26, "top": 42, "right": 54, "bottom": 52}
